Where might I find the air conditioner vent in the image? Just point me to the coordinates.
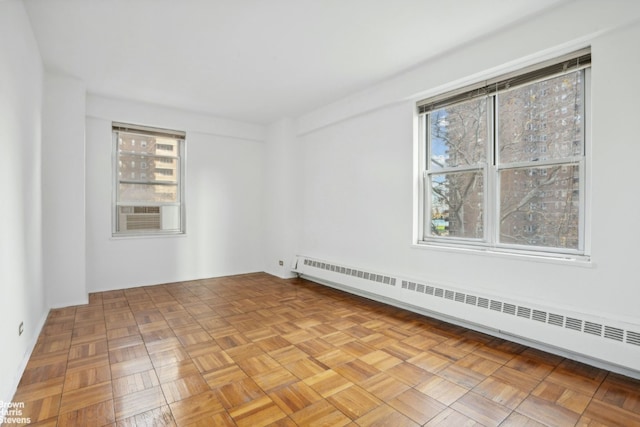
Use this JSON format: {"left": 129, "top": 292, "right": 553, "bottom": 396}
{"left": 490, "top": 300, "right": 502, "bottom": 312}
{"left": 478, "top": 298, "right": 489, "bottom": 309}
{"left": 125, "top": 213, "right": 160, "bottom": 230}
{"left": 445, "top": 290, "right": 454, "bottom": 300}
{"left": 465, "top": 295, "right": 477, "bottom": 306}
{"left": 434, "top": 288, "right": 444, "bottom": 298}
{"left": 455, "top": 292, "right": 465, "bottom": 303}
{"left": 416, "top": 284, "right": 425, "bottom": 293}
{"left": 425, "top": 286, "right": 435, "bottom": 295}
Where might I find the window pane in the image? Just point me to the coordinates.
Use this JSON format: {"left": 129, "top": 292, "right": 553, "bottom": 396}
{"left": 118, "top": 132, "right": 178, "bottom": 156}
{"left": 430, "top": 98, "right": 488, "bottom": 169}
{"left": 119, "top": 154, "right": 179, "bottom": 183}
{"left": 498, "top": 71, "right": 584, "bottom": 163}
{"left": 119, "top": 183, "right": 178, "bottom": 203}
{"left": 430, "top": 171, "right": 484, "bottom": 239}
{"left": 499, "top": 164, "right": 580, "bottom": 249}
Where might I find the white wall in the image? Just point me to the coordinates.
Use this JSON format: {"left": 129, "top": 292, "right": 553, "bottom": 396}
{"left": 85, "top": 96, "right": 266, "bottom": 291}
{"left": 42, "top": 72, "right": 87, "bottom": 307}
{"left": 296, "top": 0, "right": 640, "bottom": 335}
{"left": 0, "top": 0, "right": 47, "bottom": 406}
{"left": 263, "top": 118, "right": 301, "bottom": 278}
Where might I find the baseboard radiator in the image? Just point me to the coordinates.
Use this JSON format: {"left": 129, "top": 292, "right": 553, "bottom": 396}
{"left": 292, "top": 255, "right": 640, "bottom": 378}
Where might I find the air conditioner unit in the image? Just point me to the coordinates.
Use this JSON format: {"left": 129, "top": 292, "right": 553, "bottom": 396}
{"left": 119, "top": 206, "right": 161, "bottom": 231}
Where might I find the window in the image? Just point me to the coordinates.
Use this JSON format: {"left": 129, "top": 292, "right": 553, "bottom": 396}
{"left": 417, "top": 50, "right": 590, "bottom": 257}
{"left": 113, "top": 123, "right": 186, "bottom": 235}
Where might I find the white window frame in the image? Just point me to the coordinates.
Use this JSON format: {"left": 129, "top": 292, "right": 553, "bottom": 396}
{"left": 416, "top": 50, "right": 591, "bottom": 261}
{"left": 112, "top": 123, "right": 186, "bottom": 237}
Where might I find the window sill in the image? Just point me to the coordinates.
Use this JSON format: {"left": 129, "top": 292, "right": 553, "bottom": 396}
{"left": 412, "top": 241, "right": 592, "bottom": 267}
{"left": 111, "top": 231, "right": 186, "bottom": 240}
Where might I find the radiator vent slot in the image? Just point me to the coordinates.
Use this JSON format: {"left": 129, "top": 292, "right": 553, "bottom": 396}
{"left": 604, "top": 326, "right": 624, "bottom": 342}
{"left": 584, "top": 321, "right": 603, "bottom": 336}
{"left": 627, "top": 331, "right": 640, "bottom": 346}
{"left": 503, "top": 303, "right": 516, "bottom": 316}
{"left": 532, "top": 310, "right": 548, "bottom": 323}
{"left": 299, "top": 257, "right": 640, "bottom": 352}
{"left": 517, "top": 306, "right": 531, "bottom": 319}
{"left": 565, "top": 317, "right": 582, "bottom": 331}
{"left": 548, "top": 313, "right": 564, "bottom": 327}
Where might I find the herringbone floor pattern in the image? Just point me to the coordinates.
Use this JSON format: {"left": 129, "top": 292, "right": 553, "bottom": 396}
{"left": 11, "top": 273, "right": 640, "bottom": 426}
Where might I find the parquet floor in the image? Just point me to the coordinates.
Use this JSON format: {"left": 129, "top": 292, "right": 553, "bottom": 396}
{"left": 11, "top": 273, "right": 640, "bottom": 426}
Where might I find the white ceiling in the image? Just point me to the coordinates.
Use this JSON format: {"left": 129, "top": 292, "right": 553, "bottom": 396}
{"left": 24, "top": 0, "right": 570, "bottom": 124}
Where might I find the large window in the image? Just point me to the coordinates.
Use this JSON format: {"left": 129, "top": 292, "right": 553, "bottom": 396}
{"left": 113, "top": 123, "right": 186, "bottom": 236}
{"left": 418, "top": 50, "right": 590, "bottom": 257}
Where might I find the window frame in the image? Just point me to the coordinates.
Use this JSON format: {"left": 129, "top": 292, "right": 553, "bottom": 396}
{"left": 112, "top": 122, "right": 187, "bottom": 237}
{"left": 416, "top": 51, "right": 591, "bottom": 260}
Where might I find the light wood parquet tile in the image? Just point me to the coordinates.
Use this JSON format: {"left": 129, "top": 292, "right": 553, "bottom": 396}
{"left": 424, "top": 407, "right": 483, "bottom": 426}
{"left": 288, "top": 399, "right": 351, "bottom": 427}
{"left": 112, "top": 385, "right": 166, "bottom": 420}
{"left": 115, "top": 404, "right": 176, "bottom": 427}
{"left": 269, "top": 380, "right": 323, "bottom": 415}
{"left": 451, "top": 391, "right": 511, "bottom": 426}
{"left": 354, "top": 403, "right": 419, "bottom": 427}
{"left": 579, "top": 398, "right": 640, "bottom": 426}
{"left": 516, "top": 393, "right": 582, "bottom": 425}
{"left": 594, "top": 372, "right": 640, "bottom": 414}
{"left": 360, "top": 372, "right": 412, "bottom": 401}
{"left": 111, "top": 369, "right": 160, "bottom": 398}
{"left": 326, "top": 384, "right": 382, "bottom": 420}
{"left": 10, "top": 272, "right": 640, "bottom": 426}
{"left": 387, "top": 387, "right": 445, "bottom": 424}
{"left": 228, "top": 395, "right": 287, "bottom": 427}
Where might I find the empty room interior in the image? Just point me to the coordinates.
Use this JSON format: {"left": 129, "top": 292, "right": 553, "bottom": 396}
{"left": 2, "top": 0, "right": 640, "bottom": 425}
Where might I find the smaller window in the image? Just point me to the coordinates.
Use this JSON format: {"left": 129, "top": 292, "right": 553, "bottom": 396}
{"left": 113, "top": 123, "right": 186, "bottom": 236}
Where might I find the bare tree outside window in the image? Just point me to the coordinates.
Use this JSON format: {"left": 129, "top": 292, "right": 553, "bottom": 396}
{"left": 429, "top": 98, "right": 488, "bottom": 239}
